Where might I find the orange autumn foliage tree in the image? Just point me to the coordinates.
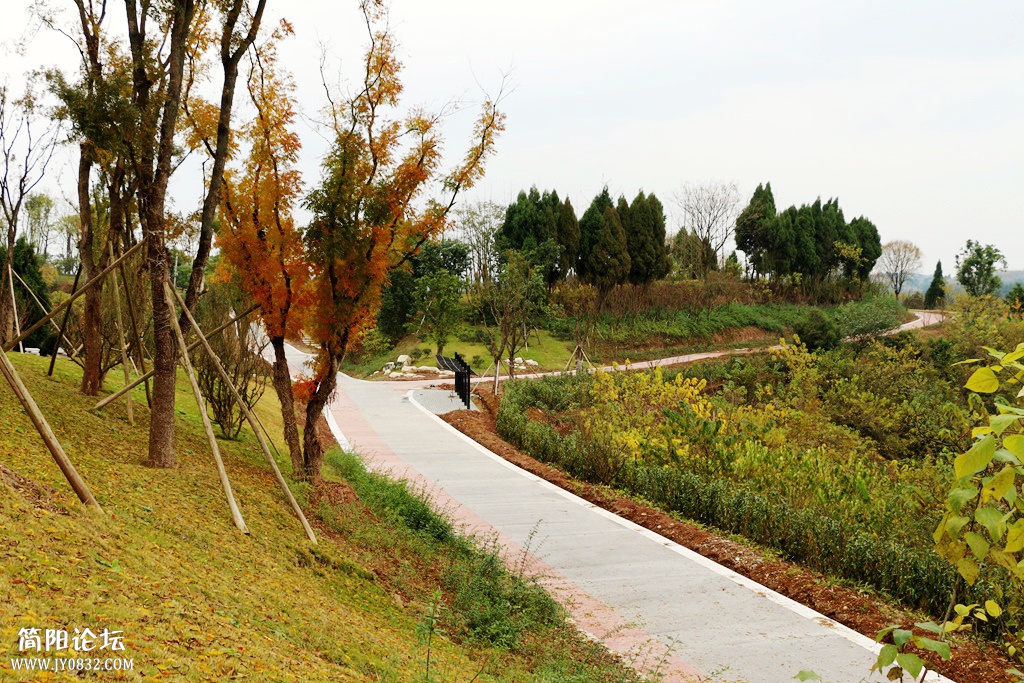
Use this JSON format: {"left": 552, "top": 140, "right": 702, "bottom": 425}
{"left": 301, "top": 0, "right": 505, "bottom": 481}
{"left": 218, "top": 25, "right": 309, "bottom": 474}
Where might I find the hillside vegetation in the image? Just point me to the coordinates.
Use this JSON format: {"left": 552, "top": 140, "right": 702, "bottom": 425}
{"left": 0, "top": 354, "right": 640, "bottom": 682}
{"left": 496, "top": 298, "right": 1024, "bottom": 629}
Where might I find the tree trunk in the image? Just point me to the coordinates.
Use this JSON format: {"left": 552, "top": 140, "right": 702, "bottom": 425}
{"left": 80, "top": 281, "right": 103, "bottom": 394}
{"left": 127, "top": 0, "right": 195, "bottom": 469}
{"left": 77, "top": 147, "right": 103, "bottom": 395}
{"left": 0, "top": 232, "right": 14, "bottom": 344}
{"left": 183, "top": 0, "right": 268, "bottom": 313}
{"left": 147, "top": 236, "right": 177, "bottom": 468}
{"left": 302, "top": 359, "right": 337, "bottom": 484}
{"left": 270, "top": 335, "right": 303, "bottom": 476}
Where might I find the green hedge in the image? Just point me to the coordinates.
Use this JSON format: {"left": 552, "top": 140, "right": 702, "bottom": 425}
{"left": 496, "top": 377, "right": 987, "bottom": 620}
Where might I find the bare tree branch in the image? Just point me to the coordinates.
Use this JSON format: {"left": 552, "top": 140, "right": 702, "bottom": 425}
{"left": 671, "top": 180, "right": 740, "bottom": 276}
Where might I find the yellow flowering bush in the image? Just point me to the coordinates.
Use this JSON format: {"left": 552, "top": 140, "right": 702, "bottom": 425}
{"left": 580, "top": 368, "right": 715, "bottom": 465}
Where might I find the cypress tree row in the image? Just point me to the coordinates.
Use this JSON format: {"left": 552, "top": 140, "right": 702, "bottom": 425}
{"left": 501, "top": 185, "right": 668, "bottom": 290}
{"left": 734, "top": 183, "right": 881, "bottom": 295}
{"left": 500, "top": 187, "right": 582, "bottom": 283}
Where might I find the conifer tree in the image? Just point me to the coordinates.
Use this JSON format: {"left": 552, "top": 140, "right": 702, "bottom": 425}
{"left": 924, "top": 261, "right": 946, "bottom": 308}
{"left": 577, "top": 187, "right": 614, "bottom": 280}
{"left": 625, "top": 191, "right": 666, "bottom": 284}
{"left": 556, "top": 197, "right": 579, "bottom": 279}
{"left": 585, "top": 206, "right": 630, "bottom": 293}
{"left": 648, "top": 193, "right": 671, "bottom": 280}
{"left": 735, "top": 182, "right": 776, "bottom": 277}
{"left": 501, "top": 187, "right": 547, "bottom": 250}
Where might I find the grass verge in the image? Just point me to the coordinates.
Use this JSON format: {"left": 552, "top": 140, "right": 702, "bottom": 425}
{"left": 0, "top": 352, "right": 642, "bottom": 682}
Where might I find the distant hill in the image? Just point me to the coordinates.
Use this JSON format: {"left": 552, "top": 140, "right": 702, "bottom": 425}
{"left": 904, "top": 270, "right": 1024, "bottom": 295}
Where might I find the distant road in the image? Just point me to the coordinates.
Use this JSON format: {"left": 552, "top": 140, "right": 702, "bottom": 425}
{"left": 367, "top": 308, "right": 947, "bottom": 388}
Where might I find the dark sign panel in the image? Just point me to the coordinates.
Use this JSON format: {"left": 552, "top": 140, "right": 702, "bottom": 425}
{"left": 436, "top": 353, "right": 475, "bottom": 409}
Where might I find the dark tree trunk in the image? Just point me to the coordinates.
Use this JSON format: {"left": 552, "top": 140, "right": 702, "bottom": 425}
{"left": 0, "top": 229, "right": 14, "bottom": 345}
{"left": 270, "top": 335, "right": 304, "bottom": 476}
{"left": 182, "top": 0, "right": 268, "bottom": 313}
{"left": 147, "top": 226, "right": 177, "bottom": 468}
{"left": 302, "top": 358, "right": 338, "bottom": 484}
{"left": 77, "top": 147, "right": 103, "bottom": 395}
{"left": 126, "top": 0, "right": 197, "bottom": 468}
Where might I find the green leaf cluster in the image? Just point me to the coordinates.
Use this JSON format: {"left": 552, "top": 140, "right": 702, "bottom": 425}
{"left": 935, "top": 340, "right": 1024, "bottom": 661}
{"left": 956, "top": 240, "right": 1007, "bottom": 297}
{"left": 499, "top": 186, "right": 578, "bottom": 285}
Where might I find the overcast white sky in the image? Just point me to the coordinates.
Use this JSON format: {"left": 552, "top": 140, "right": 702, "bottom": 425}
{"left": 3, "top": 0, "right": 1022, "bottom": 271}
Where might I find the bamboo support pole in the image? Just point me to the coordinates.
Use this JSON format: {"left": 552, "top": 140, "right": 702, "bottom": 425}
{"left": 94, "top": 303, "right": 259, "bottom": 411}
{"left": 11, "top": 268, "right": 79, "bottom": 359}
{"left": 117, "top": 251, "right": 151, "bottom": 405}
{"left": 49, "top": 265, "right": 81, "bottom": 377}
{"left": 8, "top": 264, "right": 23, "bottom": 353}
{"left": 163, "top": 283, "right": 249, "bottom": 534}
{"left": 109, "top": 243, "right": 133, "bottom": 425}
{"left": 168, "top": 283, "right": 316, "bottom": 544}
{"left": 5, "top": 238, "right": 146, "bottom": 352}
{"left": 0, "top": 347, "right": 102, "bottom": 512}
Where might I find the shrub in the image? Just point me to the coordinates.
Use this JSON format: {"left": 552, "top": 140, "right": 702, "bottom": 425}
{"left": 191, "top": 288, "right": 269, "bottom": 438}
{"left": 495, "top": 370, "right": 980, "bottom": 619}
{"left": 835, "top": 295, "right": 904, "bottom": 339}
{"left": 793, "top": 308, "right": 840, "bottom": 351}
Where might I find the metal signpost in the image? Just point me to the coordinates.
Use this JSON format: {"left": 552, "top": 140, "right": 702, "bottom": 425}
{"left": 436, "top": 352, "right": 476, "bottom": 409}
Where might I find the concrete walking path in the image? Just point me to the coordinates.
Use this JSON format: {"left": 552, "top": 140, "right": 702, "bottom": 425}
{"left": 277, "top": 339, "right": 954, "bottom": 683}
{"left": 280, "top": 312, "right": 953, "bottom": 682}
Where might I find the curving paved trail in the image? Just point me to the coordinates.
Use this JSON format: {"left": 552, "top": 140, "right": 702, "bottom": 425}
{"left": 368, "top": 309, "right": 946, "bottom": 390}
{"left": 283, "top": 311, "right": 953, "bottom": 683}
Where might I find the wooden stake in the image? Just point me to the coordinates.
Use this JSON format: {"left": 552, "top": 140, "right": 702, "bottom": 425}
{"left": 117, "top": 251, "right": 151, "bottom": 406}
{"left": 109, "top": 242, "right": 133, "bottom": 425}
{"left": 49, "top": 265, "right": 81, "bottom": 377}
{"left": 0, "top": 347, "right": 102, "bottom": 512}
{"left": 163, "top": 282, "right": 249, "bottom": 534}
{"left": 94, "top": 303, "right": 259, "bottom": 411}
{"left": 10, "top": 268, "right": 79, "bottom": 359}
{"left": 168, "top": 283, "right": 317, "bottom": 544}
{"left": 8, "top": 264, "right": 23, "bottom": 353}
{"left": 5, "top": 238, "right": 146, "bottom": 352}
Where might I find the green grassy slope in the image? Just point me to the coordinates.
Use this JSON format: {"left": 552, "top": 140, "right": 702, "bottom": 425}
{"left": 0, "top": 354, "right": 639, "bottom": 682}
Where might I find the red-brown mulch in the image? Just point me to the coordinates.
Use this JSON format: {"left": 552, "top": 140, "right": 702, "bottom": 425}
{"left": 439, "top": 392, "right": 1016, "bottom": 683}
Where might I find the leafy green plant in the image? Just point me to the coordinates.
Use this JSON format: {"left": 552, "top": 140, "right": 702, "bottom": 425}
{"left": 417, "top": 592, "right": 445, "bottom": 682}
{"left": 496, "top": 372, "right": 963, "bottom": 616}
{"left": 933, "top": 342, "right": 1024, "bottom": 665}
{"left": 870, "top": 622, "right": 951, "bottom": 681}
